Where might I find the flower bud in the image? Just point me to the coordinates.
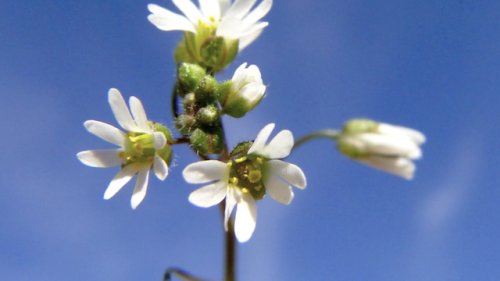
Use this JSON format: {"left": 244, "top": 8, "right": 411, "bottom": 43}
{"left": 222, "top": 63, "right": 266, "bottom": 118}
{"left": 337, "top": 119, "right": 425, "bottom": 180}
{"left": 196, "top": 104, "right": 219, "bottom": 125}
{"left": 194, "top": 75, "right": 218, "bottom": 104}
{"left": 190, "top": 127, "right": 224, "bottom": 155}
{"left": 178, "top": 63, "right": 206, "bottom": 92}
{"left": 175, "top": 114, "right": 197, "bottom": 135}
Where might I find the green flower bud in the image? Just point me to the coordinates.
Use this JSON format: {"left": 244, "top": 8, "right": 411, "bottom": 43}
{"left": 194, "top": 75, "right": 218, "bottom": 104}
{"left": 175, "top": 114, "right": 197, "bottom": 135}
{"left": 178, "top": 63, "right": 206, "bottom": 92}
{"left": 196, "top": 104, "right": 219, "bottom": 125}
{"left": 190, "top": 127, "right": 223, "bottom": 155}
{"left": 222, "top": 63, "right": 266, "bottom": 118}
{"left": 183, "top": 93, "right": 197, "bottom": 114}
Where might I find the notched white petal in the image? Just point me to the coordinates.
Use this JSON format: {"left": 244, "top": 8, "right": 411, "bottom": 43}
{"left": 172, "top": 0, "right": 204, "bottom": 24}
{"left": 183, "top": 160, "right": 228, "bottom": 183}
{"left": 153, "top": 155, "right": 169, "bottom": 180}
{"left": 188, "top": 181, "right": 227, "bottom": 207}
{"left": 131, "top": 168, "right": 150, "bottom": 209}
{"left": 129, "top": 96, "right": 149, "bottom": 132}
{"left": 77, "top": 149, "right": 122, "bottom": 168}
{"left": 108, "top": 88, "right": 139, "bottom": 132}
{"left": 147, "top": 6, "right": 196, "bottom": 32}
{"left": 103, "top": 165, "right": 138, "bottom": 200}
{"left": 265, "top": 175, "right": 294, "bottom": 205}
{"left": 268, "top": 160, "right": 307, "bottom": 189}
{"left": 263, "top": 129, "right": 294, "bottom": 159}
{"left": 234, "top": 192, "right": 257, "bottom": 243}
{"left": 248, "top": 123, "right": 275, "bottom": 155}
{"left": 84, "top": 120, "right": 125, "bottom": 147}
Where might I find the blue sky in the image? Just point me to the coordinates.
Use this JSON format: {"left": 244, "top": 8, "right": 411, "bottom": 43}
{"left": 1, "top": 0, "right": 500, "bottom": 280}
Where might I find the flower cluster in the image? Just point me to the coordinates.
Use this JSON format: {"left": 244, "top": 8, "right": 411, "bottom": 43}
{"left": 77, "top": 0, "right": 425, "bottom": 250}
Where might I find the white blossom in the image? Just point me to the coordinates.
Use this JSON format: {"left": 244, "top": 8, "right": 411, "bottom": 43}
{"left": 77, "top": 89, "right": 171, "bottom": 209}
{"left": 147, "top": 0, "right": 272, "bottom": 50}
{"left": 223, "top": 62, "right": 266, "bottom": 117}
{"left": 183, "top": 123, "right": 306, "bottom": 242}
{"left": 338, "top": 120, "right": 425, "bottom": 180}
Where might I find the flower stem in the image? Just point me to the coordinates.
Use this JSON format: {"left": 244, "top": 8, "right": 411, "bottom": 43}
{"left": 217, "top": 121, "right": 236, "bottom": 281}
{"left": 220, "top": 203, "right": 236, "bottom": 281}
{"left": 293, "top": 129, "right": 340, "bottom": 150}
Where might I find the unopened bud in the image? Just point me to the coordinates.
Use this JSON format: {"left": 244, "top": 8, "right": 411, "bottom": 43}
{"left": 196, "top": 104, "right": 219, "bottom": 125}
{"left": 190, "top": 127, "right": 224, "bottom": 154}
{"left": 178, "top": 63, "right": 206, "bottom": 92}
{"left": 175, "top": 114, "right": 197, "bottom": 135}
{"left": 195, "top": 75, "right": 218, "bottom": 104}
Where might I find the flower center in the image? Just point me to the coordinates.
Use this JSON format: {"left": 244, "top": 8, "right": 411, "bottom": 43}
{"left": 119, "top": 132, "right": 158, "bottom": 166}
{"left": 228, "top": 155, "right": 268, "bottom": 200}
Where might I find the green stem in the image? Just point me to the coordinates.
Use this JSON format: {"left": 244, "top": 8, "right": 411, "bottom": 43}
{"left": 216, "top": 120, "right": 235, "bottom": 281}
{"left": 293, "top": 129, "right": 340, "bottom": 150}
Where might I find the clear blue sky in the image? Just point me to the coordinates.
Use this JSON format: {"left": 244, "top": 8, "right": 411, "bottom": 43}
{"left": 1, "top": 0, "right": 500, "bottom": 280}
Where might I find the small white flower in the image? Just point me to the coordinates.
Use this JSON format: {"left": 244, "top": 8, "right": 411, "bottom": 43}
{"left": 147, "top": 0, "right": 272, "bottom": 50}
{"left": 338, "top": 119, "right": 426, "bottom": 180}
{"left": 183, "top": 123, "right": 306, "bottom": 242}
{"left": 222, "top": 62, "right": 266, "bottom": 117}
{"left": 77, "top": 89, "right": 172, "bottom": 209}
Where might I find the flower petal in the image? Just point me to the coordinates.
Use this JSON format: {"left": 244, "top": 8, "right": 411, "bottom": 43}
{"left": 218, "top": 0, "right": 231, "bottom": 14}
{"left": 262, "top": 129, "right": 294, "bottom": 159}
{"left": 147, "top": 4, "right": 196, "bottom": 32}
{"left": 108, "top": 88, "right": 140, "bottom": 132}
{"left": 153, "top": 155, "right": 169, "bottom": 180}
{"left": 241, "top": 0, "right": 272, "bottom": 26}
{"left": 267, "top": 160, "right": 307, "bottom": 189}
{"left": 199, "top": 0, "right": 221, "bottom": 18}
{"left": 224, "top": 0, "right": 257, "bottom": 19}
{"left": 84, "top": 120, "right": 125, "bottom": 147}
{"left": 153, "top": 132, "right": 167, "bottom": 149}
{"left": 188, "top": 181, "right": 227, "bottom": 207}
{"left": 131, "top": 168, "right": 150, "bottom": 209}
{"left": 265, "top": 175, "right": 294, "bottom": 205}
{"left": 358, "top": 133, "right": 422, "bottom": 159}
{"left": 224, "top": 187, "right": 237, "bottom": 231}
{"left": 103, "top": 165, "right": 138, "bottom": 200}
{"left": 183, "top": 160, "right": 228, "bottom": 183}
{"left": 77, "top": 149, "right": 122, "bottom": 168}
{"left": 379, "top": 123, "right": 426, "bottom": 145}
{"left": 234, "top": 192, "right": 257, "bottom": 243}
{"left": 358, "top": 156, "right": 416, "bottom": 180}
{"left": 171, "top": 0, "right": 203, "bottom": 24}
{"left": 238, "top": 26, "right": 264, "bottom": 50}
{"left": 217, "top": 17, "right": 248, "bottom": 38}
{"left": 129, "top": 96, "right": 150, "bottom": 132}
{"left": 248, "top": 123, "right": 274, "bottom": 155}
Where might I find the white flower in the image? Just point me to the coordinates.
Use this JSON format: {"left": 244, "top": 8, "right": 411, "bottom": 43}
{"left": 183, "top": 123, "right": 306, "bottom": 242}
{"left": 77, "top": 88, "right": 171, "bottom": 209}
{"left": 338, "top": 119, "right": 426, "bottom": 180}
{"left": 222, "top": 62, "right": 266, "bottom": 117}
{"left": 147, "top": 0, "right": 272, "bottom": 50}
